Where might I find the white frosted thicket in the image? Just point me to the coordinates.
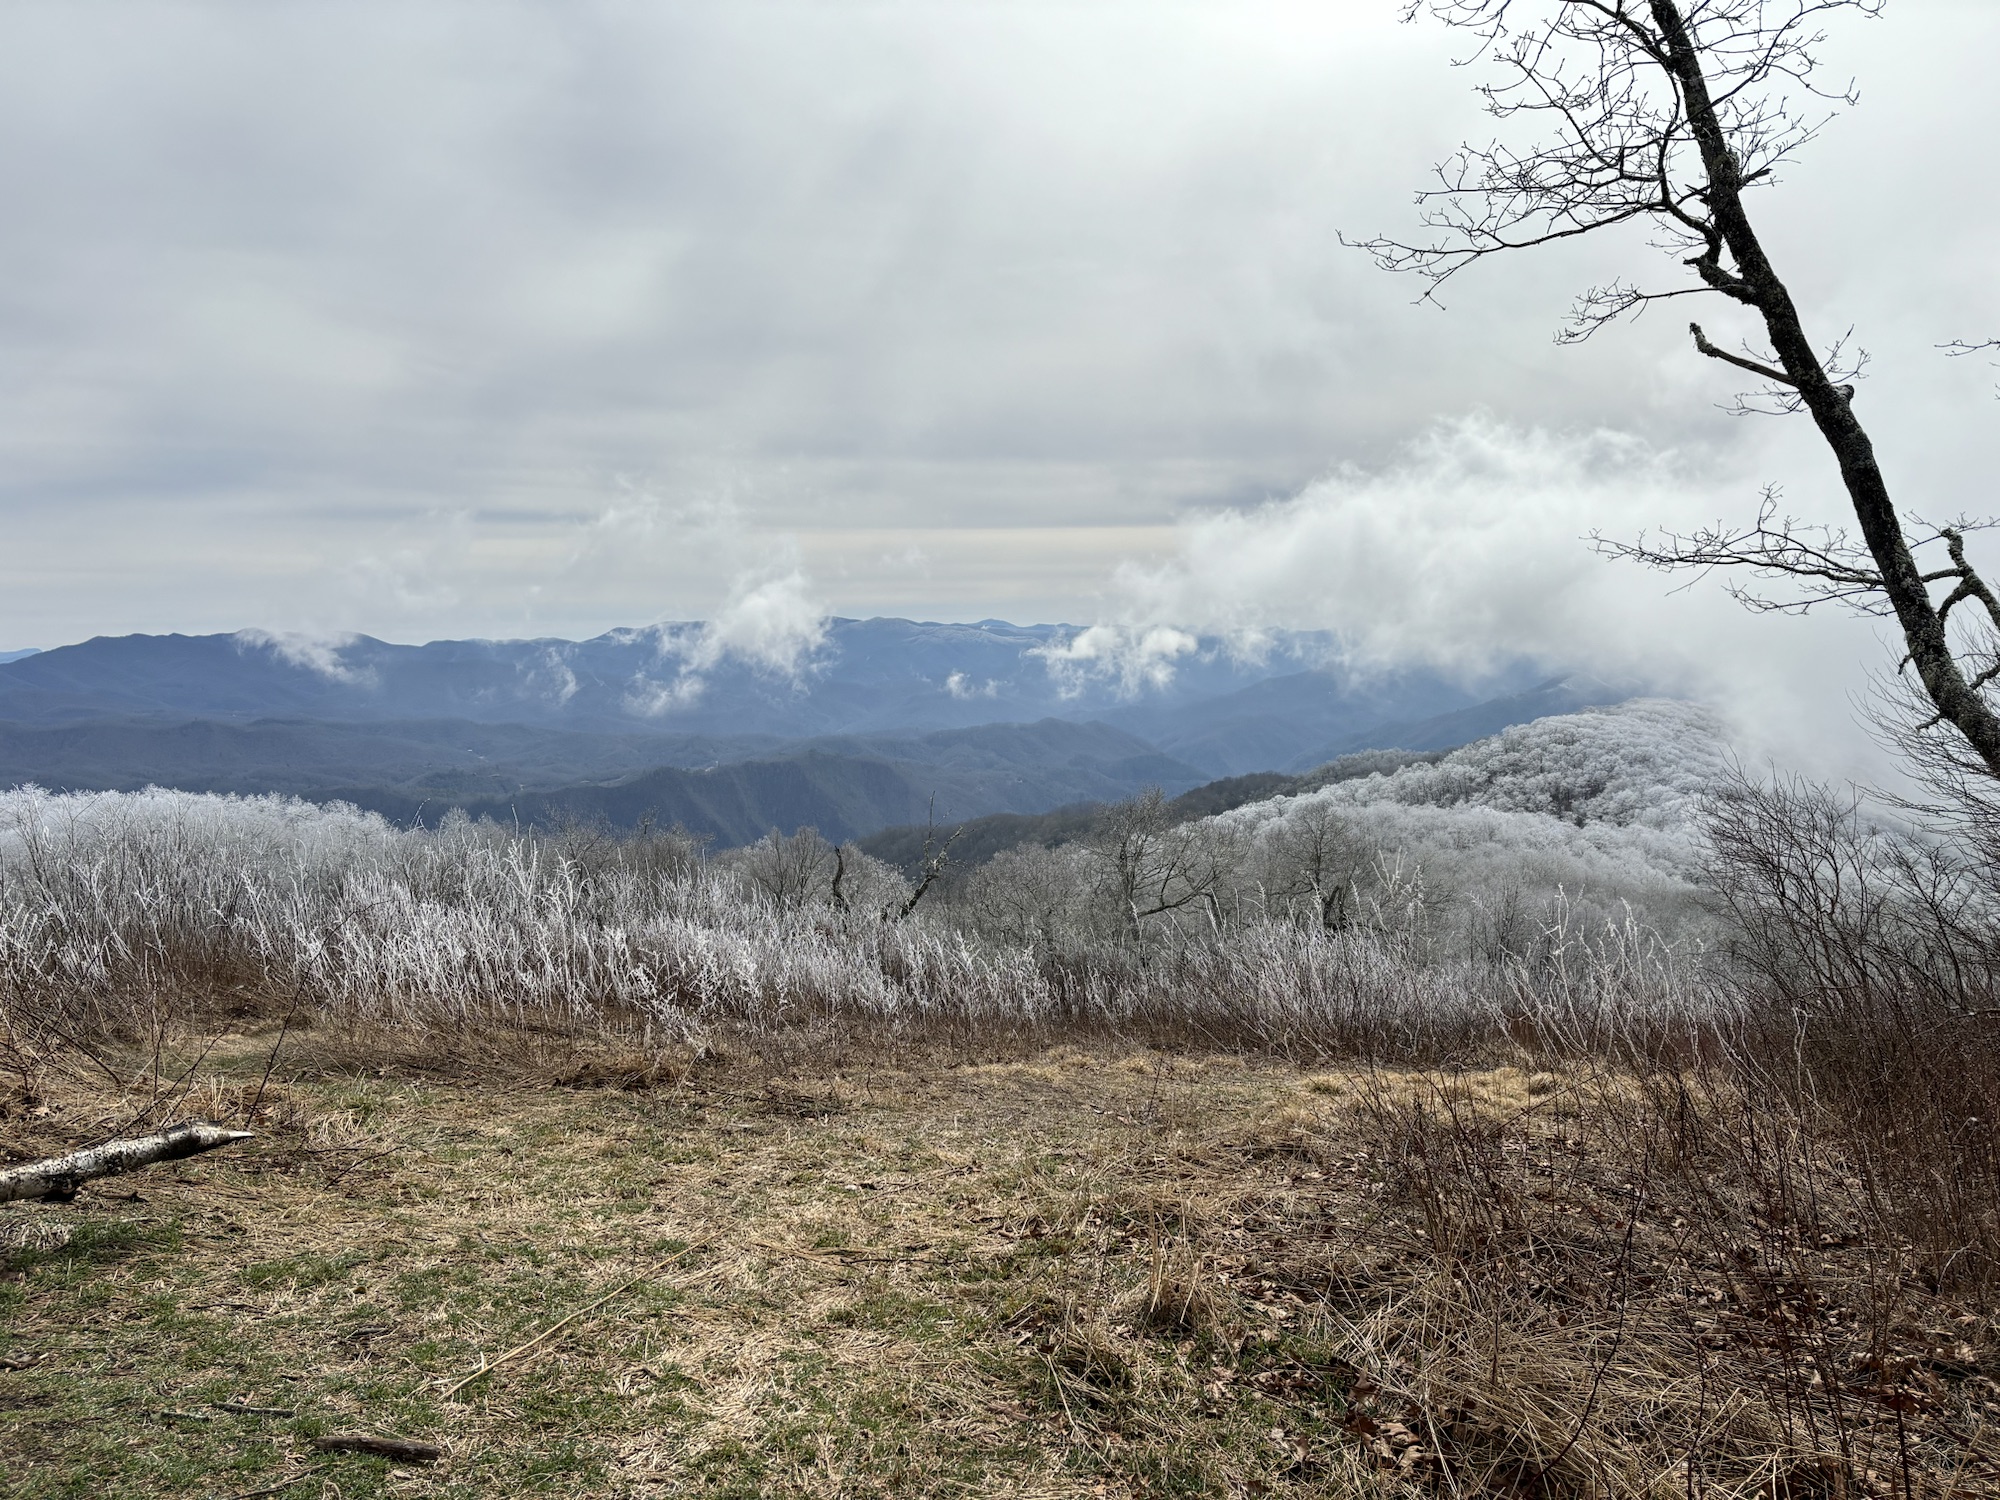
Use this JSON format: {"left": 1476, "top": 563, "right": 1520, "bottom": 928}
{"left": 0, "top": 700, "right": 1741, "bottom": 1048}
{"left": 1198, "top": 699, "right": 1719, "bottom": 937}
{"left": 1297, "top": 699, "right": 1726, "bottom": 831}
{"left": 0, "top": 785, "right": 1050, "bottom": 1035}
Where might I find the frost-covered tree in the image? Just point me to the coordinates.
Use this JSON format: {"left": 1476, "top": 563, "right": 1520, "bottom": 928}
{"left": 956, "top": 842, "right": 1109, "bottom": 951}
{"left": 730, "top": 826, "right": 838, "bottom": 908}
{"left": 1356, "top": 1, "right": 2000, "bottom": 778}
{"left": 1218, "top": 701, "right": 1724, "bottom": 947}
{"left": 726, "top": 826, "right": 909, "bottom": 916}
{"left": 1085, "top": 788, "right": 1238, "bottom": 943}
{"left": 1259, "top": 801, "right": 1371, "bottom": 931}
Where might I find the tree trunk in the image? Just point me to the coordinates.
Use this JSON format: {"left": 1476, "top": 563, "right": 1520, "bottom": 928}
{"left": 1650, "top": 0, "right": 2000, "bottom": 778}
{"left": 0, "top": 1121, "right": 255, "bottom": 1203}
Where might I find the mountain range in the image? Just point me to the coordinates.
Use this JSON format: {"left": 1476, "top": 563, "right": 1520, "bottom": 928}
{"left": 0, "top": 621, "right": 1634, "bottom": 844}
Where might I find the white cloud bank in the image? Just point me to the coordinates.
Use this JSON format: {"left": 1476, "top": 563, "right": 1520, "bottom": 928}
{"left": 1032, "top": 624, "right": 1200, "bottom": 698}
{"left": 233, "top": 628, "right": 372, "bottom": 686}
{"left": 626, "top": 567, "right": 830, "bottom": 716}
{"left": 683, "top": 570, "right": 829, "bottom": 681}
{"left": 1058, "top": 415, "right": 1905, "bottom": 780}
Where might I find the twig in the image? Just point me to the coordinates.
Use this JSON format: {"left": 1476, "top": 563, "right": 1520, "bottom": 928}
{"left": 123, "top": 1028, "right": 227, "bottom": 1136}
{"left": 441, "top": 1242, "right": 704, "bottom": 1399}
{"left": 1043, "top": 1351, "right": 1083, "bottom": 1444}
{"left": 214, "top": 1401, "right": 297, "bottom": 1417}
{"left": 246, "top": 999, "right": 300, "bottom": 1123}
{"left": 752, "top": 1239, "right": 914, "bottom": 1265}
{"left": 314, "top": 1145, "right": 400, "bottom": 1187}
{"left": 1538, "top": 1156, "right": 1651, "bottom": 1479}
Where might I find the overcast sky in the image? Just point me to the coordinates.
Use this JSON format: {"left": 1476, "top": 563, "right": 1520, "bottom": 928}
{"left": 1, "top": 0, "right": 1996, "bottom": 764}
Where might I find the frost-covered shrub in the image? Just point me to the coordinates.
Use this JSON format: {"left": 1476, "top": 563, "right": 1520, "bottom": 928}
{"left": 1306, "top": 699, "right": 1728, "bottom": 832}
{"left": 0, "top": 700, "right": 1744, "bottom": 1056}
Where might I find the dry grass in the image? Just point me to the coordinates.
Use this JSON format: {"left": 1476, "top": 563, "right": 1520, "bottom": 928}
{"left": 1327, "top": 1066, "right": 2000, "bottom": 1497}
{"left": 5, "top": 1039, "right": 1998, "bottom": 1498}
{"left": 0, "top": 1040, "right": 1328, "bottom": 1498}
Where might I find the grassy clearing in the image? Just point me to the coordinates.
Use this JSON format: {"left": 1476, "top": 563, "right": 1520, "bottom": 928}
{"left": 4, "top": 1041, "right": 1999, "bottom": 1497}
{"left": 2, "top": 1044, "right": 1376, "bottom": 1498}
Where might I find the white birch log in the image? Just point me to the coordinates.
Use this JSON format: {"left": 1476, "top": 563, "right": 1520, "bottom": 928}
{"left": 0, "top": 1122, "right": 254, "bottom": 1203}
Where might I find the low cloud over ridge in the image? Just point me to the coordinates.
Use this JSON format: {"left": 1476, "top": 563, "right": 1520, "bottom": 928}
{"left": 626, "top": 567, "right": 830, "bottom": 717}
{"left": 1056, "top": 416, "right": 1899, "bottom": 779}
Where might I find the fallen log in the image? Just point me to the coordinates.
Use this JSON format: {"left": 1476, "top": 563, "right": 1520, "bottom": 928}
{"left": 0, "top": 1122, "right": 254, "bottom": 1203}
{"left": 312, "top": 1435, "right": 444, "bottom": 1463}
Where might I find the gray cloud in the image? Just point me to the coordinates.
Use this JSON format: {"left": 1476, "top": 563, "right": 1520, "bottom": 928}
{"left": 0, "top": 0, "right": 1993, "bottom": 774}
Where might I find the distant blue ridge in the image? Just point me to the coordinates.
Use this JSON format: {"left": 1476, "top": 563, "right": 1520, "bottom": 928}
{"left": 0, "top": 620, "right": 1634, "bottom": 844}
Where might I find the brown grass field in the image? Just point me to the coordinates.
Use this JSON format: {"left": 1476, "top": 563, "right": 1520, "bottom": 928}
{"left": 5, "top": 1031, "right": 2000, "bottom": 1499}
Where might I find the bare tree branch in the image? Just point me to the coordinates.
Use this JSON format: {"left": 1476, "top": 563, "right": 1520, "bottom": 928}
{"left": 1942, "top": 338, "right": 2000, "bottom": 400}
{"left": 1690, "top": 320, "right": 1796, "bottom": 387}
{"left": 1593, "top": 490, "right": 1885, "bottom": 614}
{"left": 1354, "top": 0, "right": 1877, "bottom": 337}
{"left": 893, "top": 796, "right": 963, "bottom": 921}
{"left": 1366, "top": 0, "right": 2000, "bottom": 778}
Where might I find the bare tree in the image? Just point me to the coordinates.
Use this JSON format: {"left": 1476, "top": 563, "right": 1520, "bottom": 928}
{"left": 1354, "top": 1, "right": 2000, "bottom": 774}
{"left": 1085, "top": 788, "right": 1232, "bottom": 943}
{"left": 1262, "top": 800, "right": 1371, "bottom": 931}
{"left": 829, "top": 842, "right": 850, "bottom": 913}
{"left": 889, "top": 797, "right": 963, "bottom": 922}
{"left": 734, "top": 826, "right": 838, "bottom": 908}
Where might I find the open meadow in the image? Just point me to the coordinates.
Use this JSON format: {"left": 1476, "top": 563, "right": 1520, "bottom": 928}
{"left": 9, "top": 0, "right": 2000, "bottom": 1491}
{"left": 6, "top": 1035, "right": 1998, "bottom": 1500}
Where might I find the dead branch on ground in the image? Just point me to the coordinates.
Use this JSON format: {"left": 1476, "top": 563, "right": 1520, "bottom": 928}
{"left": 0, "top": 1121, "right": 254, "bottom": 1204}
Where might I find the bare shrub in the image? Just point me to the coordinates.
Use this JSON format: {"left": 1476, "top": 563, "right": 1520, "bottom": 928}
{"left": 1322, "top": 1065, "right": 2000, "bottom": 1498}
{"left": 1704, "top": 773, "right": 2000, "bottom": 1295}
{"left": 1230, "top": 767, "right": 2000, "bottom": 1489}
